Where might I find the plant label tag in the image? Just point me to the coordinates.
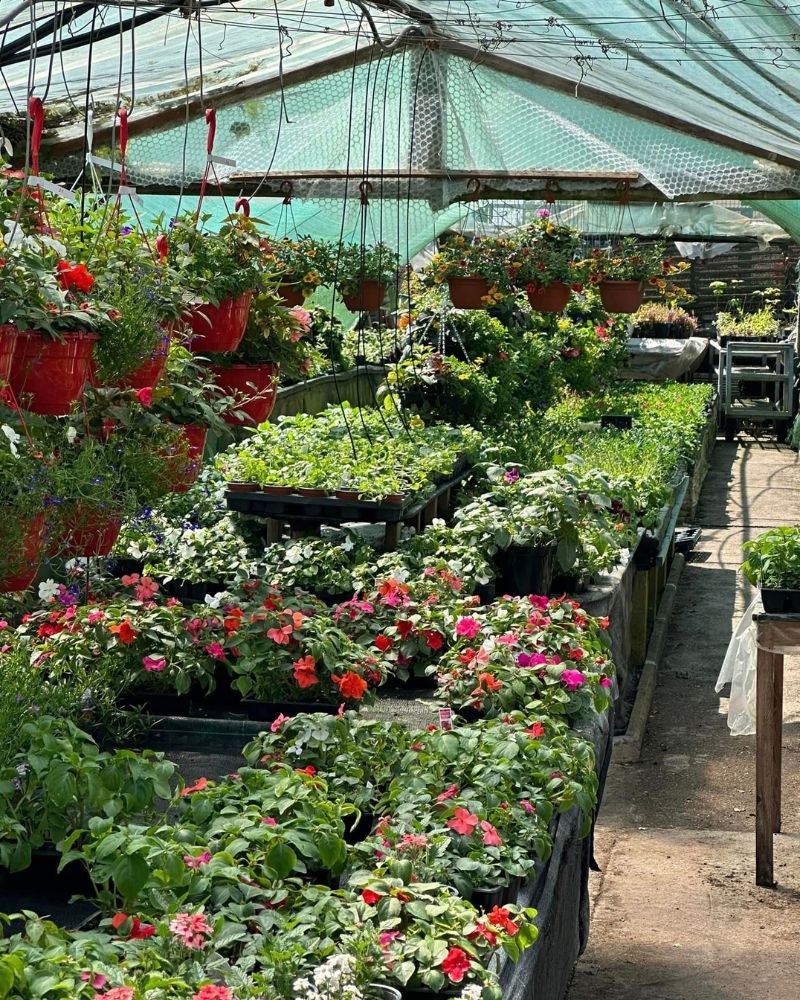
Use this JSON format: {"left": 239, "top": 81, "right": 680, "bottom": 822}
{"left": 118, "top": 185, "right": 144, "bottom": 207}
{"left": 27, "top": 176, "right": 76, "bottom": 201}
{"left": 207, "top": 154, "right": 236, "bottom": 167}
{"left": 438, "top": 707, "right": 453, "bottom": 731}
{"left": 86, "top": 154, "right": 122, "bottom": 173}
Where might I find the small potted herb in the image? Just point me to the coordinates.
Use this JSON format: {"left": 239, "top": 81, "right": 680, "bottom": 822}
{"left": 741, "top": 527, "right": 800, "bottom": 613}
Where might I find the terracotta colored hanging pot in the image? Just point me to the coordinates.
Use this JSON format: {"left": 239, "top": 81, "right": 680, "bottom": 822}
{"left": 9, "top": 330, "right": 98, "bottom": 415}
{"left": 169, "top": 424, "right": 208, "bottom": 492}
{"left": 0, "top": 324, "right": 18, "bottom": 383}
{"left": 526, "top": 281, "right": 571, "bottom": 313}
{"left": 447, "top": 277, "right": 491, "bottom": 310}
{"left": 0, "top": 512, "right": 46, "bottom": 592}
{"left": 599, "top": 280, "right": 645, "bottom": 314}
{"left": 185, "top": 291, "right": 253, "bottom": 353}
{"left": 342, "top": 281, "right": 385, "bottom": 313}
{"left": 277, "top": 285, "right": 305, "bottom": 308}
{"left": 59, "top": 505, "right": 124, "bottom": 558}
{"left": 211, "top": 363, "right": 281, "bottom": 426}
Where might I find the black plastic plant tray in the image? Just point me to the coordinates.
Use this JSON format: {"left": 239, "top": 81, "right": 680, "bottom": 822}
{"left": 224, "top": 468, "right": 472, "bottom": 525}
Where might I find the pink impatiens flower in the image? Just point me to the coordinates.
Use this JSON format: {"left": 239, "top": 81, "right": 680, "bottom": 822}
{"left": 193, "top": 987, "right": 233, "bottom": 1000}
{"left": 80, "top": 972, "right": 108, "bottom": 989}
{"left": 204, "top": 642, "right": 226, "bottom": 661}
{"left": 447, "top": 807, "right": 479, "bottom": 835}
{"left": 437, "top": 784, "right": 458, "bottom": 803}
{"left": 169, "top": 911, "right": 213, "bottom": 949}
{"left": 270, "top": 713, "right": 290, "bottom": 733}
{"left": 184, "top": 851, "right": 212, "bottom": 869}
{"left": 560, "top": 669, "right": 586, "bottom": 690}
{"left": 480, "top": 820, "right": 503, "bottom": 847}
{"left": 455, "top": 616, "right": 481, "bottom": 640}
{"left": 142, "top": 654, "right": 165, "bottom": 673}
{"left": 134, "top": 577, "right": 159, "bottom": 600}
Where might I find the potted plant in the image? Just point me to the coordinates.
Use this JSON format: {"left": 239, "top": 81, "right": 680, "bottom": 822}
{"left": 0, "top": 240, "right": 108, "bottom": 415}
{"left": 427, "top": 235, "right": 510, "bottom": 309}
{"left": 167, "top": 213, "right": 262, "bottom": 353}
{"left": 631, "top": 302, "right": 700, "bottom": 340}
{"left": 0, "top": 422, "right": 50, "bottom": 591}
{"left": 337, "top": 243, "right": 400, "bottom": 313}
{"left": 509, "top": 211, "right": 584, "bottom": 312}
{"left": 208, "top": 288, "right": 308, "bottom": 425}
{"left": 741, "top": 527, "right": 800, "bottom": 612}
{"left": 586, "top": 238, "right": 688, "bottom": 313}
{"left": 260, "top": 234, "right": 335, "bottom": 306}
{"left": 711, "top": 282, "right": 788, "bottom": 344}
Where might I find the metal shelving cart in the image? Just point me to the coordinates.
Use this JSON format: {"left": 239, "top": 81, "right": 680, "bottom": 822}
{"left": 709, "top": 339, "right": 795, "bottom": 442}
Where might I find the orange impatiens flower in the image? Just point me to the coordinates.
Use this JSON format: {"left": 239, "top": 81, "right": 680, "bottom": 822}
{"left": 109, "top": 618, "right": 137, "bottom": 644}
{"left": 333, "top": 671, "right": 368, "bottom": 700}
{"left": 292, "top": 655, "right": 319, "bottom": 689}
{"left": 180, "top": 777, "right": 209, "bottom": 797}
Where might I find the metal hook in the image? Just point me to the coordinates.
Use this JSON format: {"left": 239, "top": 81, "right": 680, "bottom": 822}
{"left": 465, "top": 176, "right": 481, "bottom": 202}
{"left": 617, "top": 179, "right": 631, "bottom": 206}
{"left": 359, "top": 179, "right": 373, "bottom": 207}
{"left": 544, "top": 178, "right": 561, "bottom": 205}
{"left": 280, "top": 180, "right": 293, "bottom": 206}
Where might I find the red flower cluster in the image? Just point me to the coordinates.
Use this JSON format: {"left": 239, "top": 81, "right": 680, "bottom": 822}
{"left": 56, "top": 260, "right": 94, "bottom": 293}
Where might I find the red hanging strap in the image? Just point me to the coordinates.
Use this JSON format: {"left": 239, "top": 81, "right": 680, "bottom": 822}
{"left": 28, "top": 97, "right": 44, "bottom": 176}
{"left": 118, "top": 107, "right": 129, "bottom": 186}
{"left": 544, "top": 178, "right": 560, "bottom": 205}
{"left": 235, "top": 196, "right": 250, "bottom": 217}
{"left": 195, "top": 108, "right": 217, "bottom": 224}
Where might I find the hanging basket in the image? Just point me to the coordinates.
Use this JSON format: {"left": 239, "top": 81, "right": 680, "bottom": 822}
{"left": 526, "top": 281, "right": 571, "bottom": 313}
{"left": 599, "top": 280, "right": 644, "bottom": 314}
{"left": 113, "top": 338, "right": 171, "bottom": 390}
{"left": 0, "top": 324, "right": 18, "bottom": 383}
{"left": 0, "top": 513, "right": 45, "bottom": 592}
{"left": 169, "top": 424, "right": 208, "bottom": 493}
{"left": 342, "top": 281, "right": 386, "bottom": 313}
{"left": 211, "top": 363, "right": 281, "bottom": 426}
{"left": 9, "top": 330, "right": 98, "bottom": 415}
{"left": 277, "top": 285, "right": 305, "bottom": 308}
{"left": 186, "top": 291, "right": 253, "bottom": 353}
{"left": 59, "top": 505, "right": 123, "bottom": 558}
{"left": 447, "top": 277, "right": 492, "bottom": 310}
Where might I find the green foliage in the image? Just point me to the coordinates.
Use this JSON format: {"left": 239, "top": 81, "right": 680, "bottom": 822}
{"left": 741, "top": 527, "right": 800, "bottom": 588}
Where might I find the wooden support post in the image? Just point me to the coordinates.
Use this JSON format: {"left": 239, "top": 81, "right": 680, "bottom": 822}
{"left": 756, "top": 645, "right": 776, "bottom": 887}
{"left": 384, "top": 521, "right": 401, "bottom": 550}
{"left": 773, "top": 654, "right": 784, "bottom": 834}
{"left": 436, "top": 487, "right": 451, "bottom": 518}
{"left": 265, "top": 518, "right": 283, "bottom": 544}
{"left": 422, "top": 497, "right": 438, "bottom": 528}
{"left": 630, "top": 569, "right": 649, "bottom": 668}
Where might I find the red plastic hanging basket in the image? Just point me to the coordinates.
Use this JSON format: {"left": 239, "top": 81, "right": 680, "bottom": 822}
{"left": 447, "top": 277, "right": 491, "bottom": 310}
{"left": 0, "top": 325, "right": 18, "bottom": 383}
{"left": 9, "top": 330, "right": 98, "bottom": 415}
{"left": 113, "top": 338, "right": 171, "bottom": 390}
{"left": 211, "top": 363, "right": 280, "bottom": 426}
{"left": 185, "top": 292, "right": 253, "bottom": 353}
{"left": 59, "top": 505, "right": 123, "bottom": 559}
{"left": 0, "top": 513, "right": 45, "bottom": 592}
{"left": 343, "top": 281, "right": 386, "bottom": 313}
{"left": 599, "top": 280, "right": 645, "bottom": 314}
{"left": 277, "top": 285, "right": 305, "bottom": 308}
{"left": 526, "top": 281, "right": 571, "bottom": 313}
{"left": 169, "top": 424, "right": 208, "bottom": 493}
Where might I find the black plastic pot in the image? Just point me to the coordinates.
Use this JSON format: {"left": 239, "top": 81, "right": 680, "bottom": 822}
{"left": 634, "top": 532, "right": 660, "bottom": 571}
{"left": 760, "top": 587, "right": 800, "bottom": 614}
{"left": 105, "top": 556, "right": 145, "bottom": 578}
{"left": 469, "top": 884, "right": 507, "bottom": 910}
{"left": 165, "top": 578, "right": 228, "bottom": 602}
{"left": 120, "top": 690, "right": 193, "bottom": 716}
{"left": 317, "top": 590, "right": 355, "bottom": 608}
{"left": 550, "top": 573, "right": 589, "bottom": 595}
{"left": 600, "top": 414, "right": 633, "bottom": 431}
{"left": 495, "top": 542, "right": 555, "bottom": 597}
{"left": 241, "top": 699, "right": 340, "bottom": 722}
{"left": 634, "top": 322, "right": 692, "bottom": 340}
{"left": 0, "top": 846, "right": 94, "bottom": 896}
{"left": 344, "top": 811, "right": 376, "bottom": 846}
{"left": 474, "top": 580, "right": 496, "bottom": 604}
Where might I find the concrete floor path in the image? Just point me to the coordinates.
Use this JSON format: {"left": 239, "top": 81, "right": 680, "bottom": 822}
{"left": 567, "top": 437, "right": 800, "bottom": 1000}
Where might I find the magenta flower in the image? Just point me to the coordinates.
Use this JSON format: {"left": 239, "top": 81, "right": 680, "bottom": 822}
{"left": 529, "top": 595, "right": 549, "bottom": 610}
{"left": 561, "top": 669, "right": 586, "bottom": 690}
{"left": 537, "top": 207, "right": 551, "bottom": 219}
{"left": 455, "top": 616, "right": 481, "bottom": 639}
{"left": 142, "top": 655, "right": 165, "bottom": 673}
{"left": 517, "top": 651, "right": 547, "bottom": 668}
{"left": 600, "top": 676, "right": 612, "bottom": 687}
{"left": 261, "top": 816, "right": 277, "bottom": 825}
{"left": 503, "top": 467, "right": 520, "bottom": 484}
{"left": 80, "top": 972, "right": 108, "bottom": 989}
{"left": 87, "top": 610, "right": 105, "bottom": 624}
{"left": 184, "top": 851, "right": 211, "bottom": 869}
{"left": 204, "top": 642, "right": 226, "bottom": 661}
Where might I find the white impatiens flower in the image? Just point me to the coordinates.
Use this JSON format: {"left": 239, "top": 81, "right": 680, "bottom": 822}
{"left": 460, "top": 985, "right": 483, "bottom": 1000}
{"left": 1, "top": 424, "right": 20, "bottom": 457}
{"left": 38, "top": 579, "right": 60, "bottom": 602}
{"left": 204, "top": 593, "right": 223, "bottom": 609}
{"left": 285, "top": 545, "right": 304, "bottom": 566}
{"left": 340, "top": 536, "right": 355, "bottom": 553}
{"left": 65, "top": 426, "right": 79, "bottom": 445}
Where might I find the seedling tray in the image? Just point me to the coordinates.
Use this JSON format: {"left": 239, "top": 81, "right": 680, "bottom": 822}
{"left": 224, "top": 466, "right": 472, "bottom": 526}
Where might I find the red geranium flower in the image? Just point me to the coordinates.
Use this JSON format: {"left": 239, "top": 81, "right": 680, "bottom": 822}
{"left": 57, "top": 260, "right": 94, "bottom": 293}
{"left": 441, "top": 947, "right": 472, "bottom": 983}
{"left": 423, "top": 629, "right": 443, "bottom": 651}
{"left": 396, "top": 619, "right": 414, "bottom": 639}
{"left": 135, "top": 386, "right": 153, "bottom": 407}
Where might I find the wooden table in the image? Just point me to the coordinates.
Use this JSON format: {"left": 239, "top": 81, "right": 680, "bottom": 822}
{"left": 753, "top": 609, "right": 800, "bottom": 886}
